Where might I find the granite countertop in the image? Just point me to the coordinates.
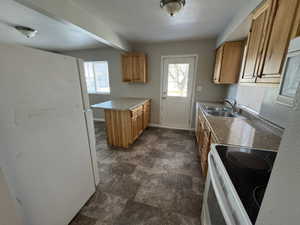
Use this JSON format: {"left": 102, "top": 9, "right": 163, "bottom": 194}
{"left": 91, "top": 98, "right": 150, "bottom": 110}
{"left": 198, "top": 102, "right": 283, "bottom": 151}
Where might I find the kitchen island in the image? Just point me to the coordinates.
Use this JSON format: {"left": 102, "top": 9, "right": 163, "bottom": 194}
{"left": 92, "top": 98, "right": 151, "bottom": 148}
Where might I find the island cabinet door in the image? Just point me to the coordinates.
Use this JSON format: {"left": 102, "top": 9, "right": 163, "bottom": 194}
{"left": 131, "top": 109, "right": 139, "bottom": 142}
{"left": 143, "top": 100, "right": 151, "bottom": 129}
{"left": 137, "top": 106, "right": 144, "bottom": 135}
{"left": 131, "top": 106, "right": 144, "bottom": 142}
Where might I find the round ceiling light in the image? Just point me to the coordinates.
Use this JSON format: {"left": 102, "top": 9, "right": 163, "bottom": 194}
{"left": 160, "top": 0, "right": 186, "bottom": 16}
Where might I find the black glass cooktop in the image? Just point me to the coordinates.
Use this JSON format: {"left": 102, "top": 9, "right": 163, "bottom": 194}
{"left": 215, "top": 145, "right": 277, "bottom": 224}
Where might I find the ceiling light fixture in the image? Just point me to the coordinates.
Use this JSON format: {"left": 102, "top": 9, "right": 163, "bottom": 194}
{"left": 160, "top": 0, "right": 186, "bottom": 16}
{"left": 14, "top": 26, "right": 38, "bottom": 38}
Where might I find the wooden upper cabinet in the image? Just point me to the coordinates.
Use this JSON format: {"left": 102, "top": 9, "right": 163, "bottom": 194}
{"left": 213, "top": 41, "right": 243, "bottom": 84}
{"left": 122, "top": 53, "right": 147, "bottom": 83}
{"left": 240, "top": 0, "right": 272, "bottom": 83}
{"left": 213, "top": 46, "right": 223, "bottom": 83}
{"left": 256, "top": 0, "right": 300, "bottom": 83}
{"left": 240, "top": 0, "right": 300, "bottom": 84}
{"left": 291, "top": 3, "right": 300, "bottom": 38}
{"left": 122, "top": 54, "right": 132, "bottom": 82}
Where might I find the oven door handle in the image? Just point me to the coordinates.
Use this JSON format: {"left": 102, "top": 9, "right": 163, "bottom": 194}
{"left": 208, "top": 153, "right": 237, "bottom": 225}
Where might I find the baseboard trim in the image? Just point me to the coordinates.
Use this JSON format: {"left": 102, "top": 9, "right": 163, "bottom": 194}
{"left": 93, "top": 119, "right": 194, "bottom": 131}
{"left": 94, "top": 118, "right": 105, "bottom": 122}
{"left": 149, "top": 123, "right": 195, "bottom": 131}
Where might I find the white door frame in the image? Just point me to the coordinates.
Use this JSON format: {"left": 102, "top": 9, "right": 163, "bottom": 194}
{"left": 159, "top": 54, "right": 198, "bottom": 130}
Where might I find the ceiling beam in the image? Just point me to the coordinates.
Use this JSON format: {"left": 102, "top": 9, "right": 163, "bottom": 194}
{"left": 14, "top": 0, "right": 131, "bottom": 51}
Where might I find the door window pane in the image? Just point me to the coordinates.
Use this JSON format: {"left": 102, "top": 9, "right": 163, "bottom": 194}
{"left": 167, "top": 64, "right": 190, "bottom": 97}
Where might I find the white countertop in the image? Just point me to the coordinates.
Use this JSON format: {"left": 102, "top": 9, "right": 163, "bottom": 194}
{"left": 91, "top": 98, "right": 150, "bottom": 110}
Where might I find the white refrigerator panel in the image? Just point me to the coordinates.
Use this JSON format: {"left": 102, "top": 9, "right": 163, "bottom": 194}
{"left": 84, "top": 109, "right": 99, "bottom": 185}
{"left": 77, "top": 59, "right": 99, "bottom": 185}
{"left": 77, "top": 59, "right": 90, "bottom": 111}
{"left": 0, "top": 168, "right": 22, "bottom": 225}
{"left": 0, "top": 44, "right": 95, "bottom": 225}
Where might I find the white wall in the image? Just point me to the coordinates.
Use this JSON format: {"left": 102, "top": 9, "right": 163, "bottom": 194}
{"left": 226, "top": 84, "right": 292, "bottom": 128}
{"left": 0, "top": 168, "right": 22, "bottom": 225}
{"left": 63, "top": 39, "right": 228, "bottom": 126}
{"left": 255, "top": 84, "right": 300, "bottom": 225}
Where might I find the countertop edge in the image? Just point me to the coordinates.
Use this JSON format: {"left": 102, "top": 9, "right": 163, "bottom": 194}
{"left": 91, "top": 98, "right": 151, "bottom": 111}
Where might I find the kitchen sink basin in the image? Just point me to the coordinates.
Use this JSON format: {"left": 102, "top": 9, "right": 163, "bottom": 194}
{"left": 204, "top": 109, "right": 240, "bottom": 118}
{"left": 202, "top": 104, "right": 243, "bottom": 118}
{"left": 204, "top": 106, "right": 231, "bottom": 111}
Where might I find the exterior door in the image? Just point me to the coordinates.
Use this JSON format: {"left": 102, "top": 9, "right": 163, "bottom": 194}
{"left": 160, "top": 56, "right": 196, "bottom": 129}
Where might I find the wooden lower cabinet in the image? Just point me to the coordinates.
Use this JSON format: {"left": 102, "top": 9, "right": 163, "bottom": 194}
{"left": 104, "top": 110, "right": 132, "bottom": 148}
{"left": 195, "top": 117, "right": 201, "bottom": 143}
{"left": 105, "top": 100, "right": 151, "bottom": 148}
{"left": 143, "top": 100, "right": 151, "bottom": 129}
{"left": 196, "top": 112, "right": 216, "bottom": 177}
{"left": 131, "top": 112, "right": 139, "bottom": 142}
{"left": 131, "top": 106, "right": 144, "bottom": 142}
{"left": 200, "top": 130, "right": 211, "bottom": 176}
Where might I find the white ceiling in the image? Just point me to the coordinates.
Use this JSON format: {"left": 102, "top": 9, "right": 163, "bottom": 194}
{"left": 72, "top": 0, "right": 247, "bottom": 43}
{"left": 0, "top": 0, "right": 106, "bottom": 51}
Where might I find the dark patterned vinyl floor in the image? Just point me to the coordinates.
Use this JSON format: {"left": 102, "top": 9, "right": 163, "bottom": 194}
{"left": 70, "top": 122, "right": 204, "bottom": 225}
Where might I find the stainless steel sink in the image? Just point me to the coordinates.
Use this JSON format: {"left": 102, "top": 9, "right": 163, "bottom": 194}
{"left": 204, "top": 106, "right": 231, "bottom": 111}
{"left": 205, "top": 110, "right": 238, "bottom": 118}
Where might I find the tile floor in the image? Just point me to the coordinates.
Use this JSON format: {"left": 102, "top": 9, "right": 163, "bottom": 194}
{"left": 69, "top": 122, "right": 204, "bottom": 225}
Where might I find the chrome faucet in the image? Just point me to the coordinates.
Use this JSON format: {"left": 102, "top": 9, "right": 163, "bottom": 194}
{"left": 224, "top": 98, "right": 237, "bottom": 113}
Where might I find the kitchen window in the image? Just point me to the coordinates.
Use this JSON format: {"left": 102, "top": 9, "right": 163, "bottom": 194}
{"left": 84, "top": 61, "right": 110, "bottom": 94}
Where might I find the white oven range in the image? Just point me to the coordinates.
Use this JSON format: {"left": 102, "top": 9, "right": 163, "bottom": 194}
{"left": 201, "top": 144, "right": 277, "bottom": 225}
